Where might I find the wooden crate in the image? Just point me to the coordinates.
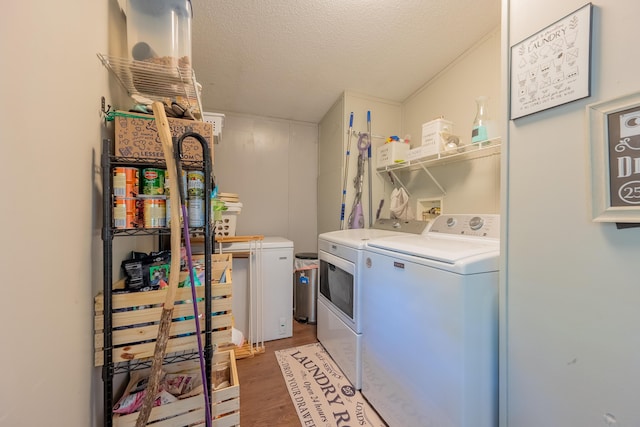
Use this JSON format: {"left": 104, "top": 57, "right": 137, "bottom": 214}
{"left": 112, "top": 350, "right": 240, "bottom": 427}
{"left": 95, "top": 254, "right": 233, "bottom": 366}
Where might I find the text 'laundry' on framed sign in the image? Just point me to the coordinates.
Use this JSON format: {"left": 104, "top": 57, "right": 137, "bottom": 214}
{"left": 510, "top": 3, "right": 593, "bottom": 120}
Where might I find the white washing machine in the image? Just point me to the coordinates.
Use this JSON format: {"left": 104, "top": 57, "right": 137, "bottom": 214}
{"left": 317, "top": 219, "right": 428, "bottom": 389}
{"left": 361, "top": 214, "right": 500, "bottom": 427}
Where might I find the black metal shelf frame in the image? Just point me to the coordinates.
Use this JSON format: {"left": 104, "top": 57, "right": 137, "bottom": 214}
{"left": 100, "top": 137, "right": 214, "bottom": 427}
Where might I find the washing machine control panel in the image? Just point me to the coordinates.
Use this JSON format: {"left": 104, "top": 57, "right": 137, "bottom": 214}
{"left": 429, "top": 214, "right": 500, "bottom": 238}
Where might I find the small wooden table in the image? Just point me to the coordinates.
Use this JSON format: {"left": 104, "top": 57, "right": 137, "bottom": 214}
{"left": 216, "top": 235, "right": 266, "bottom": 359}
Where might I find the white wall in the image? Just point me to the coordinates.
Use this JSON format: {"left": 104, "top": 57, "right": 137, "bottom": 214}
{"left": 345, "top": 92, "right": 403, "bottom": 224}
{"left": 0, "top": 3, "right": 317, "bottom": 425}
{"left": 0, "top": 1, "right": 117, "bottom": 426}
{"left": 316, "top": 33, "right": 502, "bottom": 233}
{"left": 504, "top": 1, "right": 640, "bottom": 425}
{"left": 318, "top": 95, "right": 345, "bottom": 234}
{"left": 209, "top": 113, "right": 318, "bottom": 252}
{"left": 401, "top": 30, "right": 502, "bottom": 215}
{"left": 317, "top": 91, "right": 402, "bottom": 234}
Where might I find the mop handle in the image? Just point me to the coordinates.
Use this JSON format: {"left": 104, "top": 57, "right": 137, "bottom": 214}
{"left": 367, "top": 110, "right": 373, "bottom": 227}
{"left": 340, "top": 112, "right": 354, "bottom": 230}
{"left": 174, "top": 133, "right": 212, "bottom": 427}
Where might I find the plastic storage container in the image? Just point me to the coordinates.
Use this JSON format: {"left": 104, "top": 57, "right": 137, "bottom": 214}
{"left": 294, "top": 253, "right": 319, "bottom": 324}
{"left": 126, "top": 0, "right": 193, "bottom": 69}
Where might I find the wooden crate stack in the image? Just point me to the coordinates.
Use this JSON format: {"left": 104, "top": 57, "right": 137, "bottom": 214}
{"left": 111, "top": 351, "right": 240, "bottom": 427}
{"left": 94, "top": 253, "right": 239, "bottom": 426}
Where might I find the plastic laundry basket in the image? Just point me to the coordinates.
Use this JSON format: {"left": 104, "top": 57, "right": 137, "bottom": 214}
{"left": 293, "top": 252, "right": 318, "bottom": 324}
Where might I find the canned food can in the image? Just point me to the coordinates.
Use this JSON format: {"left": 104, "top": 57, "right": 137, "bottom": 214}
{"left": 165, "top": 197, "right": 184, "bottom": 227}
{"left": 164, "top": 169, "right": 187, "bottom": 197}
{"left": 187, "top": 171, "right": 205, "bottom": 198}
{"left": 113, "top": 197, "right": 139, "bottom": 229}
{"left": 113, "top": 167, "right": 139, "bottom": 198}
{"left": 140, "top": 195, "right": 167, "bottom": 228}
{"left": 188, "top": 195, "right": 205, "bottom": 227}
{"left": 142, "top": 168, "right": 165, "bottom": 195}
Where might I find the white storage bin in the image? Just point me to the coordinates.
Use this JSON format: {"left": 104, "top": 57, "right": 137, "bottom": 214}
{"left": 421, "top": 118, "right": 454, "bottom": 155}
{"left": 214, "top": 212, "right": 238, "bottom": 237}
{"left": 377, "top": 142, "right": 410, "bottom": 167}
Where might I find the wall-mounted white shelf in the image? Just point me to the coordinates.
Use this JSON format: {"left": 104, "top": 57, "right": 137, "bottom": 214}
{"left": 376, "top": 137, "right": 501, "bottom": 196}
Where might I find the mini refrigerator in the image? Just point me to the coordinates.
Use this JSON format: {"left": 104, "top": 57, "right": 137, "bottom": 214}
{"left": 215, "top": 237, "right": 294, "bottom": 341}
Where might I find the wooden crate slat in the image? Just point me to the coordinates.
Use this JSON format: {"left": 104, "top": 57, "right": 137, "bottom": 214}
{"left": 147, "top": 408, "right": 206, "bottom": 427}
{"left": 114, "top": 395, "right": 204, "bottom": 427}
{"left": 212, "top": 411, "right": 240, "bottom": 427}
{"left": 95, "top": 314, "right": 233, "bottom": 349}
{"left": 95, "top": 295, "right": 232, "bottom": 331}
{"left": 95, "top": 282, "right": 232, "bottom": 313}
{"left": 210, "top": 397, "right": 240, "bottom": 417}
{"left": 193, "top": 412, "right": 241, "bottom": 427}
{"left": 111, "top": 297, "right": 231, "bottom": 329}
{"left": 212, "top": 283, "right": 232, "bottom": 298}
{"left": 212, "top": 351, "right": 239, "bottom": 403}
{"left": 95, "top": 329, "right": 232, "bottom": 366}
{"left": 111, "top": 350, "right": 239, "bottom": 426}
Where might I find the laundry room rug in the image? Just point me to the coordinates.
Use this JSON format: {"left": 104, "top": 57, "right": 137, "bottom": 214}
{"left": 275, "top": 343, "right": 387, "bottom": 427}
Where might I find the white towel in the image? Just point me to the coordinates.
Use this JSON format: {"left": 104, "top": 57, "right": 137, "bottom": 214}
{"left": 389, "top": 188, "right": 414, "bottom": 220}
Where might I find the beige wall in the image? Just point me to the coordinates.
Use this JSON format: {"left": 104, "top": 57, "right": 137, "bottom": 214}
{"left": 400, "top": 29, "right": 502, "bottom": 215}
{"left": 504, "top": 0, "right": 640, "bottom": 425}
{"left": 403, "top": 29, "right": 502, "bottom": 148}
{"left": 1, "top": 4, "right": 316, "bottom": 425}
{"left": 0, "top": 1, "right": 117, "bottom": 426}
{"left": 317, "top": 91, "right": 402, "bottom": 233}
{"left": 209, "top": 112, "right": 318, "bottom": 252}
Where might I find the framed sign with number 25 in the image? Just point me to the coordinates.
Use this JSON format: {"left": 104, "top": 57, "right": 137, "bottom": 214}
{"left": 588, "top": 91, "right": 640, "bottom": 223}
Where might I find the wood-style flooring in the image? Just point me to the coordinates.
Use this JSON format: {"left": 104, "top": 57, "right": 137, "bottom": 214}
{"left": 236, "top": 320, "right": 318, "bottom": 426}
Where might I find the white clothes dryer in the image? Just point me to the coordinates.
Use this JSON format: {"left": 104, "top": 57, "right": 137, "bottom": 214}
{"left": 361, "top": 214, "right": 500, "bottom": 427}
{"left": 317, "top": 219, "right": 428, "bottom": 389}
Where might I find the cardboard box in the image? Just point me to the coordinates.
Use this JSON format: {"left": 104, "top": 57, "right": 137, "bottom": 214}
{"left": 376, "top": 141, "right": 410, "bottom": 167}
{"left": 421, "top": 118, "right": 453, "bottom": 155}
{"left": 114, "top": 111, "right": 215, "bottom": 163}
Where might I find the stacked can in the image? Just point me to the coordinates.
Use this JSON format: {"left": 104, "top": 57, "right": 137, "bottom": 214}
{"left": 164, "top": 168, "right": 187, "bottom": 226}
{"left": 141, "top": 168, "right": 165, "bottom": 196}
{"left": 112, "top": 167, "right": 140, "bottom": 229}
{"left": 187, "top": 170, "right": 205, "bottom": 227}
{"left": 140, "top": 168, "right": 167, "bottom": 228}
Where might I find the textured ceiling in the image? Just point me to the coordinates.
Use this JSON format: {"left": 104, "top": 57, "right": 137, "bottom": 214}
{"left": 191, "top": 0, "right": 500, "bottom": 123}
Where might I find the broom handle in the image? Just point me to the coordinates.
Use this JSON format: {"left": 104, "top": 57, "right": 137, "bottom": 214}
{"left": 155, "top": 102, "right": 182, "bottom": 309}
{"left": 134, "top": 102, "right": 182, "bottom": 426}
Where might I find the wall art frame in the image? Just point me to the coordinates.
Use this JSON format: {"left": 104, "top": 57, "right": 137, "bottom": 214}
{"left": 588, "top": 91, "right": 640, "bottom": 223}
{"left": 510, "top": 3, "right": 593, "bottom": 120}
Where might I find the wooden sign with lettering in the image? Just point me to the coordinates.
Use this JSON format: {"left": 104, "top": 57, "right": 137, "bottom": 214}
{"left": 588, "top": 92, "right": 640, "bottom": 223}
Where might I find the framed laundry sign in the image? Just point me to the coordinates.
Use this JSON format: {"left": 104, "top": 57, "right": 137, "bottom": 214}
{"left": 510, "top": 3, "right": 593, "bottom": 120}
{"left": 588, "top": 92, "right": 640, "bottom": 223}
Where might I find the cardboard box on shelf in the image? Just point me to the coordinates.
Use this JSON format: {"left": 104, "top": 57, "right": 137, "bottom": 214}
{"left": 114, "top": 111, "right": 214, "bottom": 163}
